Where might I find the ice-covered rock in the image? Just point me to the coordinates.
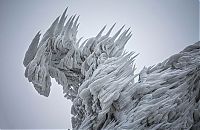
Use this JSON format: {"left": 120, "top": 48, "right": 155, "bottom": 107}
{"left": 23, "top": 8, "right": 200, "bottom": 130}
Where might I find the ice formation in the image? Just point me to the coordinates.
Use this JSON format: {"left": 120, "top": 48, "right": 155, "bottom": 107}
{"left": 23, "top": 8, "right": 200, "bottom": 130}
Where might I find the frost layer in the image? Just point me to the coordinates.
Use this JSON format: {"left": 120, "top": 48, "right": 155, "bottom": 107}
{"left": 23, "top": 9, "right": 200, "bottom": 130}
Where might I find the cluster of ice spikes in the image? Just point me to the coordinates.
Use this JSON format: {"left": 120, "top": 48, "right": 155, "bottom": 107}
{"left": 23, "top": 8, "right": 200, "bottom": 130}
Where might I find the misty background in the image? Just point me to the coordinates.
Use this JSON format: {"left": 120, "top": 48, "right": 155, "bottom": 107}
{"left": 0, "top": 0, "right": 199, "bottom": 129}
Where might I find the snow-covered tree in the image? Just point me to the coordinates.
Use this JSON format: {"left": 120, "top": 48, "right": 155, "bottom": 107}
{"left": 23, "top": 8, "right": 200, "bottom": 130}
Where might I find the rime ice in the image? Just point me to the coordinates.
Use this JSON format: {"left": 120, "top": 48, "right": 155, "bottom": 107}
{"left": 23, "top": 8, "right": 200, "bottom": 130}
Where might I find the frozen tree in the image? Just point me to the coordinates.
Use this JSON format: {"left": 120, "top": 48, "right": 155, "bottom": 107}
{"left": 23, "top": 8, "right": 200, "bottom": 130}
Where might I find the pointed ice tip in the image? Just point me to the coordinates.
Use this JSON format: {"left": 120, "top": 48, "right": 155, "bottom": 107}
{"left": 133, "top": 53, "right": 139, "bottom": 59}
{"left": 37, "top": 30, "right": 41, "bottom": 36}
{"left": 76, "top": 15, "right": 80, "bottom": 20}
{"left": 127, "top": 32, "right": 132, "bottom": 38}
{"left": 74, "top": 16, "right": 80, "bottom": 25}
{"left": 62, "top": 7, "right": 68, "bottom": 17}
{"left": 106, "top": 23, "right": 116, "bottom": 37}
{"left": 96, "top": 25, "right": 106, "bottom": 39}
{"left": 65, "top": 15, "right": 68, "bottom": 20}
{"left": 77, "top": 15, "right": 80, "bottom": 22}
{"left": 65, "top": 7, "right": 68, "bottom": 12}
{"left": 23, "top": 31, "right": 41, "bottom": 67}
{"left": 76, "top": 37, "right": 83, "bottom": 47}
{"left": 64, "top": 15, "right": 72, "bottom": 28}
{"left": 55, "top": 16, "right": 60, "bottom": 22}
{"left": 77, "top": 37, "right": 83, "bottom": 43}
{"left": 80, "top": 39, "right": 88, "bottom": 48}
{"left": 59, "top": 8, "right": 67, "bottom": 23}
{"left": 126, "top": 27, "right": 131, "bottom": 33}
{"left": 67, "top": 15, "right": 76, "bottom": 28}
{"left": 72, "top": 14, "right": 76, "bottom": 20}
{"left": 50, "top": 16, "right": 60, "bottom": 28}
{"left": 79, "top": 37, "right": 83, "bottom": 41}
{"left": 111, "top": 25, "right": 125, "bottom": 41}
{"left": 67, "top": 15, "right": 73, "bottom": 22}
{"left": 70, "top": 15, "right": 76, "bottom": 24}
{"left": 121, "top": 25, "right": 125, "bottom": 29}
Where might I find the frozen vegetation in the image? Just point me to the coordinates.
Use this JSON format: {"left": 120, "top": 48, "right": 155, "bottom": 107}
{"left": 23, "top": 8, "right": 200, "bottom": 130}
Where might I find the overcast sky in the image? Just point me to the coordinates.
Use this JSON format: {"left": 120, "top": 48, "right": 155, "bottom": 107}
{"left": 0, "top": 0, "right": 199, "bottom": 129}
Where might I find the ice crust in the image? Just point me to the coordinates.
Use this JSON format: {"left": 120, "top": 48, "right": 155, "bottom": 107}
{"left": 23, "top": 9, "right": 200, "bottom": 130}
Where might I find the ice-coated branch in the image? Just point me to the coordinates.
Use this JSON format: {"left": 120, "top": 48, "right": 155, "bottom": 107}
{"left": 23, "top": 8, "right": 200, "bottom": 130}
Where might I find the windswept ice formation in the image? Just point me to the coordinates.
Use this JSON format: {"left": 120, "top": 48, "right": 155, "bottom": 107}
{"left": 23, "top": 8, "right": 200, "bottom": 130}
